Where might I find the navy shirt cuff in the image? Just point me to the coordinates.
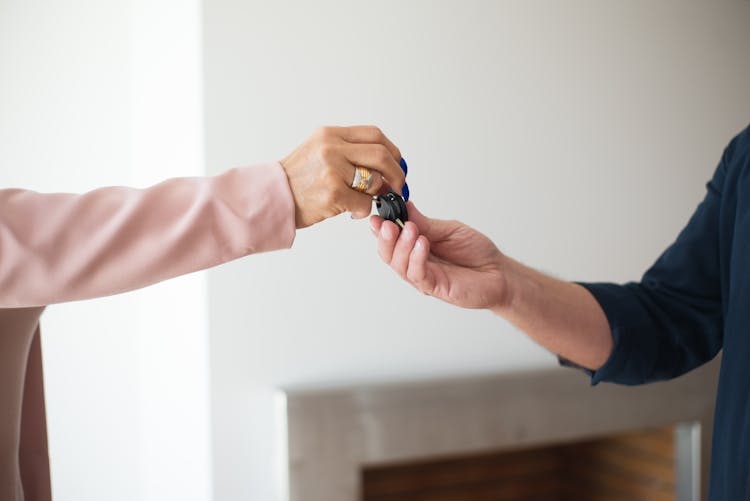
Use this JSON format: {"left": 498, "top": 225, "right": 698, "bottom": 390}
{"left": 558, "top": 282, "right": 647, "bottom": 386}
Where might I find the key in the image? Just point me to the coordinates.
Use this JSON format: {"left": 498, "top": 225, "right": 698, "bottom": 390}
{"left": 375, "top": 191, "right": 408, "bottom": 229}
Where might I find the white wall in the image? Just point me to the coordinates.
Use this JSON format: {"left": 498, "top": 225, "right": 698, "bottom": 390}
{"left": 0, "top": 1, "right": 211, "bottom": 501}
{"left": 203, "top": 1, "right": 750, "bottom": 500}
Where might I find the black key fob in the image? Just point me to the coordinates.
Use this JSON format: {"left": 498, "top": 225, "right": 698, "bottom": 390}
{"left": 375, "top": 191, "right": 408, "bottom": 228}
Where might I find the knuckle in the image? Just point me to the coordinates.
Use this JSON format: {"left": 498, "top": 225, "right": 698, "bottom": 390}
{"left": 316, "top": 126, "right": 336, "bottom": 139}
{"left": 374, "top": 144, "right": 391, "bottom": 164}
{"left": 318, "top": 143, "right": 337, "bottom": 163}
{"left": 370, "top": 174, "right": 384, "bottom": 191}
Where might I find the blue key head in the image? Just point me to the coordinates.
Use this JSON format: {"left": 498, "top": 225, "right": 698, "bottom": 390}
{"left": 398, "top": 157, "right": 409, "bottom": 201}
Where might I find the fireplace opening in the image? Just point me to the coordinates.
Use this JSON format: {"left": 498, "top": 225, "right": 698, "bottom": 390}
{"left": 362, "top": 426, "right": 676, "bottom": 501}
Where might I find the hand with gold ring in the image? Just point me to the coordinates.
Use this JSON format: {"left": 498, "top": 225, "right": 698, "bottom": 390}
{"left": 280, "top": 126, "right": 405, "bottom": 228}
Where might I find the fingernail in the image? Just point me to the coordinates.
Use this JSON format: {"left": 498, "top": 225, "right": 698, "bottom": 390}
{"left": 399, "top": 157, "right": 408, "bottom": 176}
{"left": 401, "top": 183, "right": 410, "bottom": 202}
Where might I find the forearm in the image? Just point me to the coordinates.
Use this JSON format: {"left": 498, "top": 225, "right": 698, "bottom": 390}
{"left": 492, "top": 255, "right": 613, "bottom": 371}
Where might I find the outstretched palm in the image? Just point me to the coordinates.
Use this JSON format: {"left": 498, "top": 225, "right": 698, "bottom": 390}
{"left": 421, "top": 222, "right": 506, "bottom": 309}
{"left": 372, "top": 202, "right": 507, "bottom": 311}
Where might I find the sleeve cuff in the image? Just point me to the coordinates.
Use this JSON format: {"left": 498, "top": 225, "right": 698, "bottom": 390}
{"left": 213, "top": 162, "right": 297, "bottom": 257}
{"left": 560, "top": 282, "right": 646, "bottom": 386}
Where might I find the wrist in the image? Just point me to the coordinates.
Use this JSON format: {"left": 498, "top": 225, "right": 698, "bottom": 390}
{"left": 488, "top": 254, "right": 530, "bottom": 318}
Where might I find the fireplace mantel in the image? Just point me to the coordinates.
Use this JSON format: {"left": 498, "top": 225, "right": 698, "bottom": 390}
{"left": 281, "top": 358, "right": 719, "bottom": 501}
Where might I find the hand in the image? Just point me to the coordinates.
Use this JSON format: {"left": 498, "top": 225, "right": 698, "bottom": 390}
{"left": 370, "top": 202, "right": 509, "bottom": 311}
{"left": 280, "top": 126, "right": 406, "bottom": 229}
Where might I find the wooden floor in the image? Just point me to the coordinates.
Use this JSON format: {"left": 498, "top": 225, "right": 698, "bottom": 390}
{"left": 362, "top": 426, "right": 675, "bottom": 501}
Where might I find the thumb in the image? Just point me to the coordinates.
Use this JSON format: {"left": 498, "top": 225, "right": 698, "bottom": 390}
{"left": 406, "top": 201, "right": 453, "bottom": 241}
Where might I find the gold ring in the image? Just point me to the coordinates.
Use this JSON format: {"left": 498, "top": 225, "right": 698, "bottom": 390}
{"left": 351, "top": 166, "right": 373, "bottom": 193}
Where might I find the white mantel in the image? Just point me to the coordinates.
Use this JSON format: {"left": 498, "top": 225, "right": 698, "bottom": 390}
{"left": 284, "top": 359, "right": 719, "bottom": 501}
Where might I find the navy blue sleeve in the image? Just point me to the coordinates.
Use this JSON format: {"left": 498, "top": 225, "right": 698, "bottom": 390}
{"left": 574, "top": 136, "right": 737, "bottom": 386}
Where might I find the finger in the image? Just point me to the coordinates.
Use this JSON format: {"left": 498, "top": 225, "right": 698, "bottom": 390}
{"left": 338, "top": 125, "right": 401, "bottom": 163}
{"left": 335, "top": 184, "right": 374, "bottom": 219}
{"left": 406, "top": 236, "right": 434, "bottom": 291}
{"left": 377, "top": 220, "right": 400, "bottom": 263}
{"left": 405, "top": 201, "right": 452, "bottom": 241}
{"left": 389, "top": 221, "right": 420, "bottom": 278}
{"left": 402, "top": 201, "right": 437, "bottom": 238}
{"left": 370, "top": 215, "right": 384, "bottom": 235}
{"left": 348, "top": 165, "right": 385, "bottom": 196}
{"left": 343, "top": 143, "right": 405, "bottom": 194}
{"left": 404, "top": 201, "right": 429, "bottom": 233}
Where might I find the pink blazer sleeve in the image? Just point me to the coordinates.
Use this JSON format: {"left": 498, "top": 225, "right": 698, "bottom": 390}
{"left": 0, "top": 163, "right": 296, "bottom": 307}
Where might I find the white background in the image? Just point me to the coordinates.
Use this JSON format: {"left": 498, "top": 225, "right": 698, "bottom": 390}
{"left": 1, "top": 1, "right": 750, "bottom": 500}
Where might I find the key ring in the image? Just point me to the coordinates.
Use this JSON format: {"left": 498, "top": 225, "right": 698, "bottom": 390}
{"left": 375, "top": 191, "right": 408, "bottom": 229}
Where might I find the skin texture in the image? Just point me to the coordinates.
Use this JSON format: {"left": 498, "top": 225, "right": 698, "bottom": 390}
{"left": 281, "top": 125, "right": 404, "bottom": 227}
{"left": 371, "top": 202, "right": 613, "bottom": 371}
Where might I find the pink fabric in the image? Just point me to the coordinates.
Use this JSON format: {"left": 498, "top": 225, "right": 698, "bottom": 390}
{"left": 0, "top": 308, "right": 43, "bottom": 501}
{"left": 0, "top": 162, "right": 296, "bottom": 307}
{"left": 0, "top": 163, "right": 296, "bottom": 500}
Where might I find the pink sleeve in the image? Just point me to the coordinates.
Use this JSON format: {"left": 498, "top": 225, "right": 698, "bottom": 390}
{"left": 0, "top": 162, "right": 296, "bottom": 307}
